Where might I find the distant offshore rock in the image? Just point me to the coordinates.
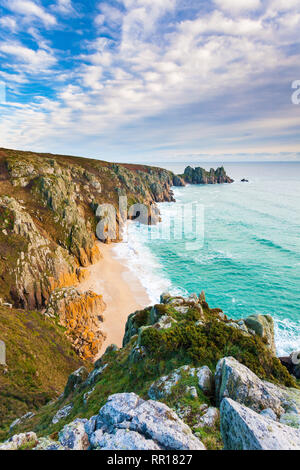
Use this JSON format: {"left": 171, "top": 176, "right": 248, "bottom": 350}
{"left": 175, "top": 166, "right": 234, "bottom": 185}
{"left": 241, "top": 178, "right": 249, "bottom": 183}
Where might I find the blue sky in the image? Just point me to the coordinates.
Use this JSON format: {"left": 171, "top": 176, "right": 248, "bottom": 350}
{"left": 0, "top": 0, "right": 299, "bottom": 163}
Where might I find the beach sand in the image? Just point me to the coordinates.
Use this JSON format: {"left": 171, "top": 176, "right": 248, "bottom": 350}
{"left": 78, "top": 242, "right": 151, "bottom": 357}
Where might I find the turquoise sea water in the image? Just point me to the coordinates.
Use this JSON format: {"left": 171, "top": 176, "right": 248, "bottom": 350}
{"left": 114, "top": 163, "right": 300, "bottom": 355}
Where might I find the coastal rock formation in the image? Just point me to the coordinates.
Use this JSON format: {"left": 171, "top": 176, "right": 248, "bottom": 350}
{"left": 0, "top": 432, "right": 38, "bottom": 451}
{"left": 244, "top": 314, "right": 276, "bottom": 355}
{"left": 215, "top": 357, "right": 300, "bottom": 427}
{"left": 0, "top": 148, "right": 187, "bottom": 307}
{"left": 215, "top": 357, "right": 285, "bottom": 416}
{"left": 220, "top": 398, "right": 300, "bottom": 450}
{"left": 0, "top": 195, "right": 79, "bottom": 309}
{"left": 56, "top": 393, "right": 206, "bottom": 450}
{"left": 181, "top": 166, "right": 234, "bottom": 185}
{"left": 45, "top": 287, "right": 107, "bottom": 359}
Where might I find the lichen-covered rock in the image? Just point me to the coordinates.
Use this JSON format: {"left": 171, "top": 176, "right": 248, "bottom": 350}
{"left": 52, "top": 404, "right": 73, "bottom": 424}
{"left": 91, "top": 428, "right": 162, "bottom": 450}
{"left": 220, "top": 398, "right": 300, "bottom": 450}
{"left": 0, "top": 432, "right": 37, "bottom": 450}
{"left": 280, "top": 412, "right": 300, "bottom": 429}
{"left": 215, "top": 357, "right": 285, "bottom": 417}
{"left": 45, "top": 287, "right": 106, "bottom": 359}
{"left": 244, "top": 314, "right": 276, "bottom": 355}
{"left": 280, "top": 351, "right": 300, "bottom": 379}
{"left": 0, "top": 196, "right": 78, "bottom": 309}
{"left": 197, "top": 366, "right": 214, "bottom": 396}
{"left": 95, "top": 393, "right": 205, "bottom": 450}
{"left": 84, "top": 363, "right": 108, "bottom": 386}
{"left": 64, "top": 367, "right": 89, "bottom": 397}
{"left": 148, "top": 365, "right": 198, "bottom": 400}
{"left": 195, "top": 407, "right": 219, "bottom": 429}
{"left": 34, "top": 438, "right": 66, "bottom": 451}
{"left": 10, "top": 411, "right": 35, "bottom": 432}
{"left": 59, "top": 419, "right": 90, "bottom": 450}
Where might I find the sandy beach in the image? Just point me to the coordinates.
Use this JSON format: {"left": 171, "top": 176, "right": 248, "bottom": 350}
{"left": 78, "top": 242, "right": 151, "bottom": 357}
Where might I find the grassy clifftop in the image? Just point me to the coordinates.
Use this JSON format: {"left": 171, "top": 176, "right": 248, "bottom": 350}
{"left": 0, "top": 305, "right": 88, "bottom": 439}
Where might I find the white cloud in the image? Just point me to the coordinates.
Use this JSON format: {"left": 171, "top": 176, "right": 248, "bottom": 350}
{"left": 0, "top": 41, "right": 56, "bottom": 72}
{"left": 4, "top": 0, "right": 56, "bottom": 26}
{"left": 0, "top": 16, "right": 18, "bottom": 31}
{"left": 0, "top": 0, "right": 299, "bottom": 160}
{"left": 55, "top": 0, "right": 77, "bottom": 15}
{"left": 214, "top": 0, "right": 261, "bottom": 14}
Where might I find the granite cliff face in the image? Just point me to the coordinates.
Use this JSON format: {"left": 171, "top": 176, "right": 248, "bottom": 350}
{"left": 0, "top": 149, "right": 178, "bottom": 310}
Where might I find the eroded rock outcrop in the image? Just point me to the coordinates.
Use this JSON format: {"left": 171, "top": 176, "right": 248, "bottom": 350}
{"left": 215, "top": 357, "right": 300, "bottom": 424}
{"left": 45, "top": 287, "right": 106, "bottom": 359}
{"left": 90, "top": 393, "right": 206, "bottom": 450}
{"left": 181, "top": 166, "right": 234, "bottom": 185}
{"left": 221, "top": 398, "right": 300, "bottom": 450}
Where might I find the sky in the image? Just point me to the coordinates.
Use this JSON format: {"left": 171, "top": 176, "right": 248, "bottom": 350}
{"left": 0, "top": 0, "right": 299, "bottom": 163}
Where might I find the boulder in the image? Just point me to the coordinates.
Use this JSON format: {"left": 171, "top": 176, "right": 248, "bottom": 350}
{"left": 0, "top": 432, "right": 37, "bottom": 450}
{"left": 52, "top": 403, "right": 73, "bottom": 424}
{"left": 91, "top": 428, "right": 162, "bottom": 450}
{"left": 215, "top": 357, "right": 284, "bottom": 416}
{"left": 195, "top": 407, "right": 219, "bottom": 429}
{"left": 197, "top": 366, "right": 214, "bottom": 396}
{"left": 260, "top": 408, "right": 277, "bottom": 421}
{"left": 220, "top": 398, "right": 300, "bottom": 450}
{"left": 34, "top": 438, "right": 66, "bottom": 451}
{"left": 59, "top": 419, "right": 90, "bottom": 450}
{"left": 244, "top": 314, "right": 276, "bottom": 355}
{"left": 148, "top": 365, "right": 197, "bottom": 400}
{"left": 95, "top": 393, "right": 205, "bottom": 450}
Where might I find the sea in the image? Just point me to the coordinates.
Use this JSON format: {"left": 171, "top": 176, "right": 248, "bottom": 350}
{"left": 113, "top": 162, "right": 300, "bottom": 356}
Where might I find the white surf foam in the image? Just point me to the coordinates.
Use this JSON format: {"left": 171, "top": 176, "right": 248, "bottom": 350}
{"left": 274, "top": 316, "right": 300, "bottom": 356}
{"left": 112, "top": 221, "right": 172, "bottom": 305}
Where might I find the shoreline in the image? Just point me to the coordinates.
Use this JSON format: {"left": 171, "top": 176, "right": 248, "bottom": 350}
{"left": 78, "top": 241, "right": 151, "bottom": 357}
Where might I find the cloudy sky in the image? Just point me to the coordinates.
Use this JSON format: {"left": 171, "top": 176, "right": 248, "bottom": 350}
{"left": 0, "top": 0, "right": 299, "bottom": 163}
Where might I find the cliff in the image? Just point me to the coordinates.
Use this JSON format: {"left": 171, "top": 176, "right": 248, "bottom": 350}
{"left": 0, "top": 147, "right": 235, "bottom": 431}
{"left": 0, "top": 148, "right": 182, "bottom": 309}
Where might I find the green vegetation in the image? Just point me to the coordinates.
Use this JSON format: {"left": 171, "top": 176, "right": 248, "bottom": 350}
{"left": 9, "top": 300, "right": 296, "bottom": 448}
{"left": 0, "top": 306, "right": 88, "bottom": 440}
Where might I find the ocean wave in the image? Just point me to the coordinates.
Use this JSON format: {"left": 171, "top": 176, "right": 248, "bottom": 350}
{"left": 252, "top": 235, "right": 297, "bottom": 256}
{"left": 112, "top": 221, "right": 172, "bottom": 305}
{"left": 274, "top": 317, "right": 300, "bottom": 356}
